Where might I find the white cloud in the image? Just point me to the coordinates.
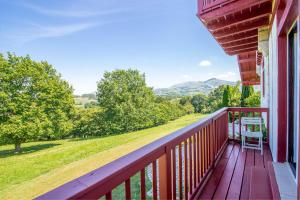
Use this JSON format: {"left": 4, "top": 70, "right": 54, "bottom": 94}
{"left": 20, "top": 3, "right": 129, "bottom": 18}
{"left": 8, "top": 21, "right": 110, "bottom": 43}
{"left": 199, "top": 60, "right": 212, "bottom": 67}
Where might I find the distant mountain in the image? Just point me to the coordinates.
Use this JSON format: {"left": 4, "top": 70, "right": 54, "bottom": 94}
{"left": 154, "top": 78, "right": 236, "bottom": 96}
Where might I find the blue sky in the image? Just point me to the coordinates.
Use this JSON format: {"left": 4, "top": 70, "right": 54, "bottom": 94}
{"left": 0, "top": 0, "right": 240, "bottom": 94}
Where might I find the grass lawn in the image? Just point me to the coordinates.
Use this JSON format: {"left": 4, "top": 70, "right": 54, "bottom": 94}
{"left": 0, "top": 113, "right": 205, "bottom": 200}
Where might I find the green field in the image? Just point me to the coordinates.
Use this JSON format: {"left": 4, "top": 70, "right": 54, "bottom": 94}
{"left": 0, "top": 113, "right": 205, "bottom": 200}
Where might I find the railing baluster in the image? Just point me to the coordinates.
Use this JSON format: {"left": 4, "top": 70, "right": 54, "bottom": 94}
{"left": 178, "top": 144, "right": 183, "bottom": 200}
{"left": 140, "top": 169, "right": 146, "bottom": 200}
{"left": 197, "top": 131, "right": 200, "bottom": 183}
{"left": 189, "top": 137, "right": 193, "bottom": 195}
{"left": 125, "top": 179, "right": 131, "bottom": 200}
{"left": 158, "top": 150, "right": 172, "bottom": 200}
{"left": 152, "top": 161, "right": 157, "bottom": 200}
{"left": 172, "top": 148, "right": 176, "bottom": 199}
{"left": 184, "top": 140, "right": 188, "bottom": 200}
{"left": 105, "top": 191, "right": 112, "bottom": 200}
{"left": 193, "top": 134, "right": 197, "bottom": 189}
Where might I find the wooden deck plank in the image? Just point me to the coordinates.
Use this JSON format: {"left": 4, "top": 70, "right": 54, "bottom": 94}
{"left": 226, "top": 146, "right": 246, "bottom": 200}
{"left": 222, "top": 143, "right": 234, "bottom": 158}
{"left": 249, "top": 167, "right": 273, "bottom": 199}
{"left": 240, "top": 149, "right": 254, "bottom": 200}
{"left": 199, "top": 158, "right": 229, "bottom": 199}
{"left": 212, "top": 144, "right": 240, "bottom": 199}
{"left": 199, "top": 143, "right": 274, "bottom": 200}
{"left": 254, "top": 149, "right": 264, "bottom": 168}
{"left": 263, "top": 145, "right": 273, "bottom": 168}
{"left": 199, "top": 144, "right": 234, "bottom": 199}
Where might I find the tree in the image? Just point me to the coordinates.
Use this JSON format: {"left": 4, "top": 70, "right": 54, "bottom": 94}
{"left": 0, "top": 53, "right": 75, "bottom": 152}
{"left": 191, "top": 94, "right": 208, "bottom": 113}
{"left": 241, "top": 85, "right": 254, "bottom": 107}
{"left": 222, "top": 86, "right": 230, "bottom": 107}
{"left": 245, "top": 92, "right": 261, "bottom": 107}
{"left": 228, "top": 83, "right": 241, "bottom": 107}
{"left": 96, "top": 69, "right": 156, "bottom": 134}
{"left": 207, "top": 85, "right": 226, "bottom": 112}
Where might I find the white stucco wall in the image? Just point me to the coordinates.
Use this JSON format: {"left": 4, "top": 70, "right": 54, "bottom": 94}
{"left": 267, "top": 16, "right": 278, "bottom": 162}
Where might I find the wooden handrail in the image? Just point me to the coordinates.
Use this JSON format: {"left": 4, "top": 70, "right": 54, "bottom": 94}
{"left": 36, "top": 107, "right": 268, "bottom": 200}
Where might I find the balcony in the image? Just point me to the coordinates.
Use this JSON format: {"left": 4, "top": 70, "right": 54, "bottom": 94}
{"left": 36, "top": 107, "right": 280, "bottom": 200}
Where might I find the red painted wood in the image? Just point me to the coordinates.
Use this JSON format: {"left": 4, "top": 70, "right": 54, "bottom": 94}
{"left": 254, "top": 150, "right": 264, "bottom": 168}
{"left": 199, "top": 158, "right": 229, "bottom": 199}
{"left": 189, "top": 137, "right": 193, "bottom": 195}
{"left": 263, "top": 145, "right": 273, "bottom": 168}
{"left": 206, "top": 3, "right": 272, "bottom": 32}
{"left": 105, "top": 191, "right": 112, "bottom": 200}
{"left": 172, "top": 148, "right": 176, "bottom": 199}
{"left": 193, "top": 135, "right": 197, "bottom": 189}
{"left": 140, "top": 169, "right": 146, "bottom": 200}
{"left": 240, "top": 149, "right": 255, "bottom": 199}
{"left": 184, "top": 140, "right": 188, "bottom": 200}
{"left": 226, "top": 148, "right": 246, "bottom": 199}
{"left": 213, "top": 18, "right": 270, "bottom": 39}
{"left": 223, "top": 37, "right": 258, "bottom": 48}
{"left": 267, "top": 162, "right": 281, "bottom": 200}
{"left": 277, "top": 33, "right": 287, "bottom": 162}
{"left": 196, "top": 132, "right": 200, "bottom": 184}
{"left": 199, "top": 0, "right": 272, "bottom": 22}
{"left": 249, "top": 167, "right": 273, "bottom": 199}
{"left": 222, "top": 143, "right": 234, "bottom": 159}
{"left": 178, "top": 144, "right": 183, "bottom": 200}
{"left": 152, "top": 161, "right": 157, "bottom": 200}
{"left": 125, "top": 179, "right": 131, "bottom": 200}
{"left": 219, "top": 31, "right": 258, "bottom": 45}
{"left": 212, "top": 144, "right": 240, "bottom": 199}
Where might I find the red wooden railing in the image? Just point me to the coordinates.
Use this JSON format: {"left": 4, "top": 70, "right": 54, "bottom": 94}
{"left": 227, "top": 107, "right": 269, "bottom": 143}
{"left": 36, "top": 107, "right": 268, "bottom": 200}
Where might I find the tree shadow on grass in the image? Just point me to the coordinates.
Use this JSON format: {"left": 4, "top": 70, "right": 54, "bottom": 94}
{"left": 0, "top": 143, "right": 61, "bottom": 158}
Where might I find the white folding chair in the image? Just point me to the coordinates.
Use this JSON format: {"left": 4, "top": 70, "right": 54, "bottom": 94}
{"left": 241, "top": 117, "right": 263, "bottom": 155}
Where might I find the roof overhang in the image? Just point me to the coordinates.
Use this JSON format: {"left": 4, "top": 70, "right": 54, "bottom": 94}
{"left": 197, "top": 0, "right": 276, "bottom": 86}
{"left": 197, "top": 0, "right": 273, "bottom": 55}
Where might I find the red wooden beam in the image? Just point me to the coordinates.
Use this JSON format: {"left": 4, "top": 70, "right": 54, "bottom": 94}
{"left": 227, "top": 47, "right": 258, "bottom": 55}
{"left": 242, "top": 81, "right": 260, "bottom": 85}
{"left": 222, "top": 37, "right": 258, "bottom": 48}
{"left": 224, "top": 43, "right": 258, "bottom": 52}
{"left": 238, "top": 57, "right": 256, "bottom": 64}
{"left": 213, "top": 18, "right": 270, "bottom": 39}
{"left": 199, "top": 0, "right": 272, "bottom": 23}
{"left": 240, "top": 71, "right": 256, "bottom": 75}
{"left": 206, "top": 2, "right": 272, "bottom": 32}
{"left": 218, "top": 30, "right": 258, "bottom": 44}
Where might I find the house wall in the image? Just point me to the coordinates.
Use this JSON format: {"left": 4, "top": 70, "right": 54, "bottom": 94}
{"left": 263, "top": 17, "right": 279, "bottom": 161}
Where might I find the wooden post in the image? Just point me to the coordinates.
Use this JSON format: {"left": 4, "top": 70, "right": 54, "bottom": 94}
{"left": 159, "top": 150, "right": 172, "bottom": 200}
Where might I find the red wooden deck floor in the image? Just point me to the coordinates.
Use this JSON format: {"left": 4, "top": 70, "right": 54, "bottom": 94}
{"left": 199, "top": 142, "right": 273, "bottom": 200}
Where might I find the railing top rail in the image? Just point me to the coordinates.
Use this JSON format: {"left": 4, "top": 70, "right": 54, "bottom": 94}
{"left": 227, "top": 107, "right": 269, "bottom": 112}
{"left": 36, "top": 108, "right": 228, "bottom": 200}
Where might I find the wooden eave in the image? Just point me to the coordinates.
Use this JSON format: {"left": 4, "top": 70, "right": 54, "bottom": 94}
{"left": 198, "top": 0, "right": 273, "bottom": 55}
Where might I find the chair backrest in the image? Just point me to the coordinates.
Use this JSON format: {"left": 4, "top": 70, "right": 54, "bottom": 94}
{"left": 241, "top": 117, "right": 262, "bottom": 126}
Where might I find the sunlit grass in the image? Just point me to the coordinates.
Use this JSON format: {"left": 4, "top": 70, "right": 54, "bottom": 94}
{"left": 0, "top": 113, "right": 206, "bottom": 200}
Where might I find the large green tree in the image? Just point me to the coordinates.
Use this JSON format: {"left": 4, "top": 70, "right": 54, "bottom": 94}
{"left": 96, "top": 69, "right": 156, "bottom": 134}
{"left": 0, "top": 53, "right": 75, "bottom": 152}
